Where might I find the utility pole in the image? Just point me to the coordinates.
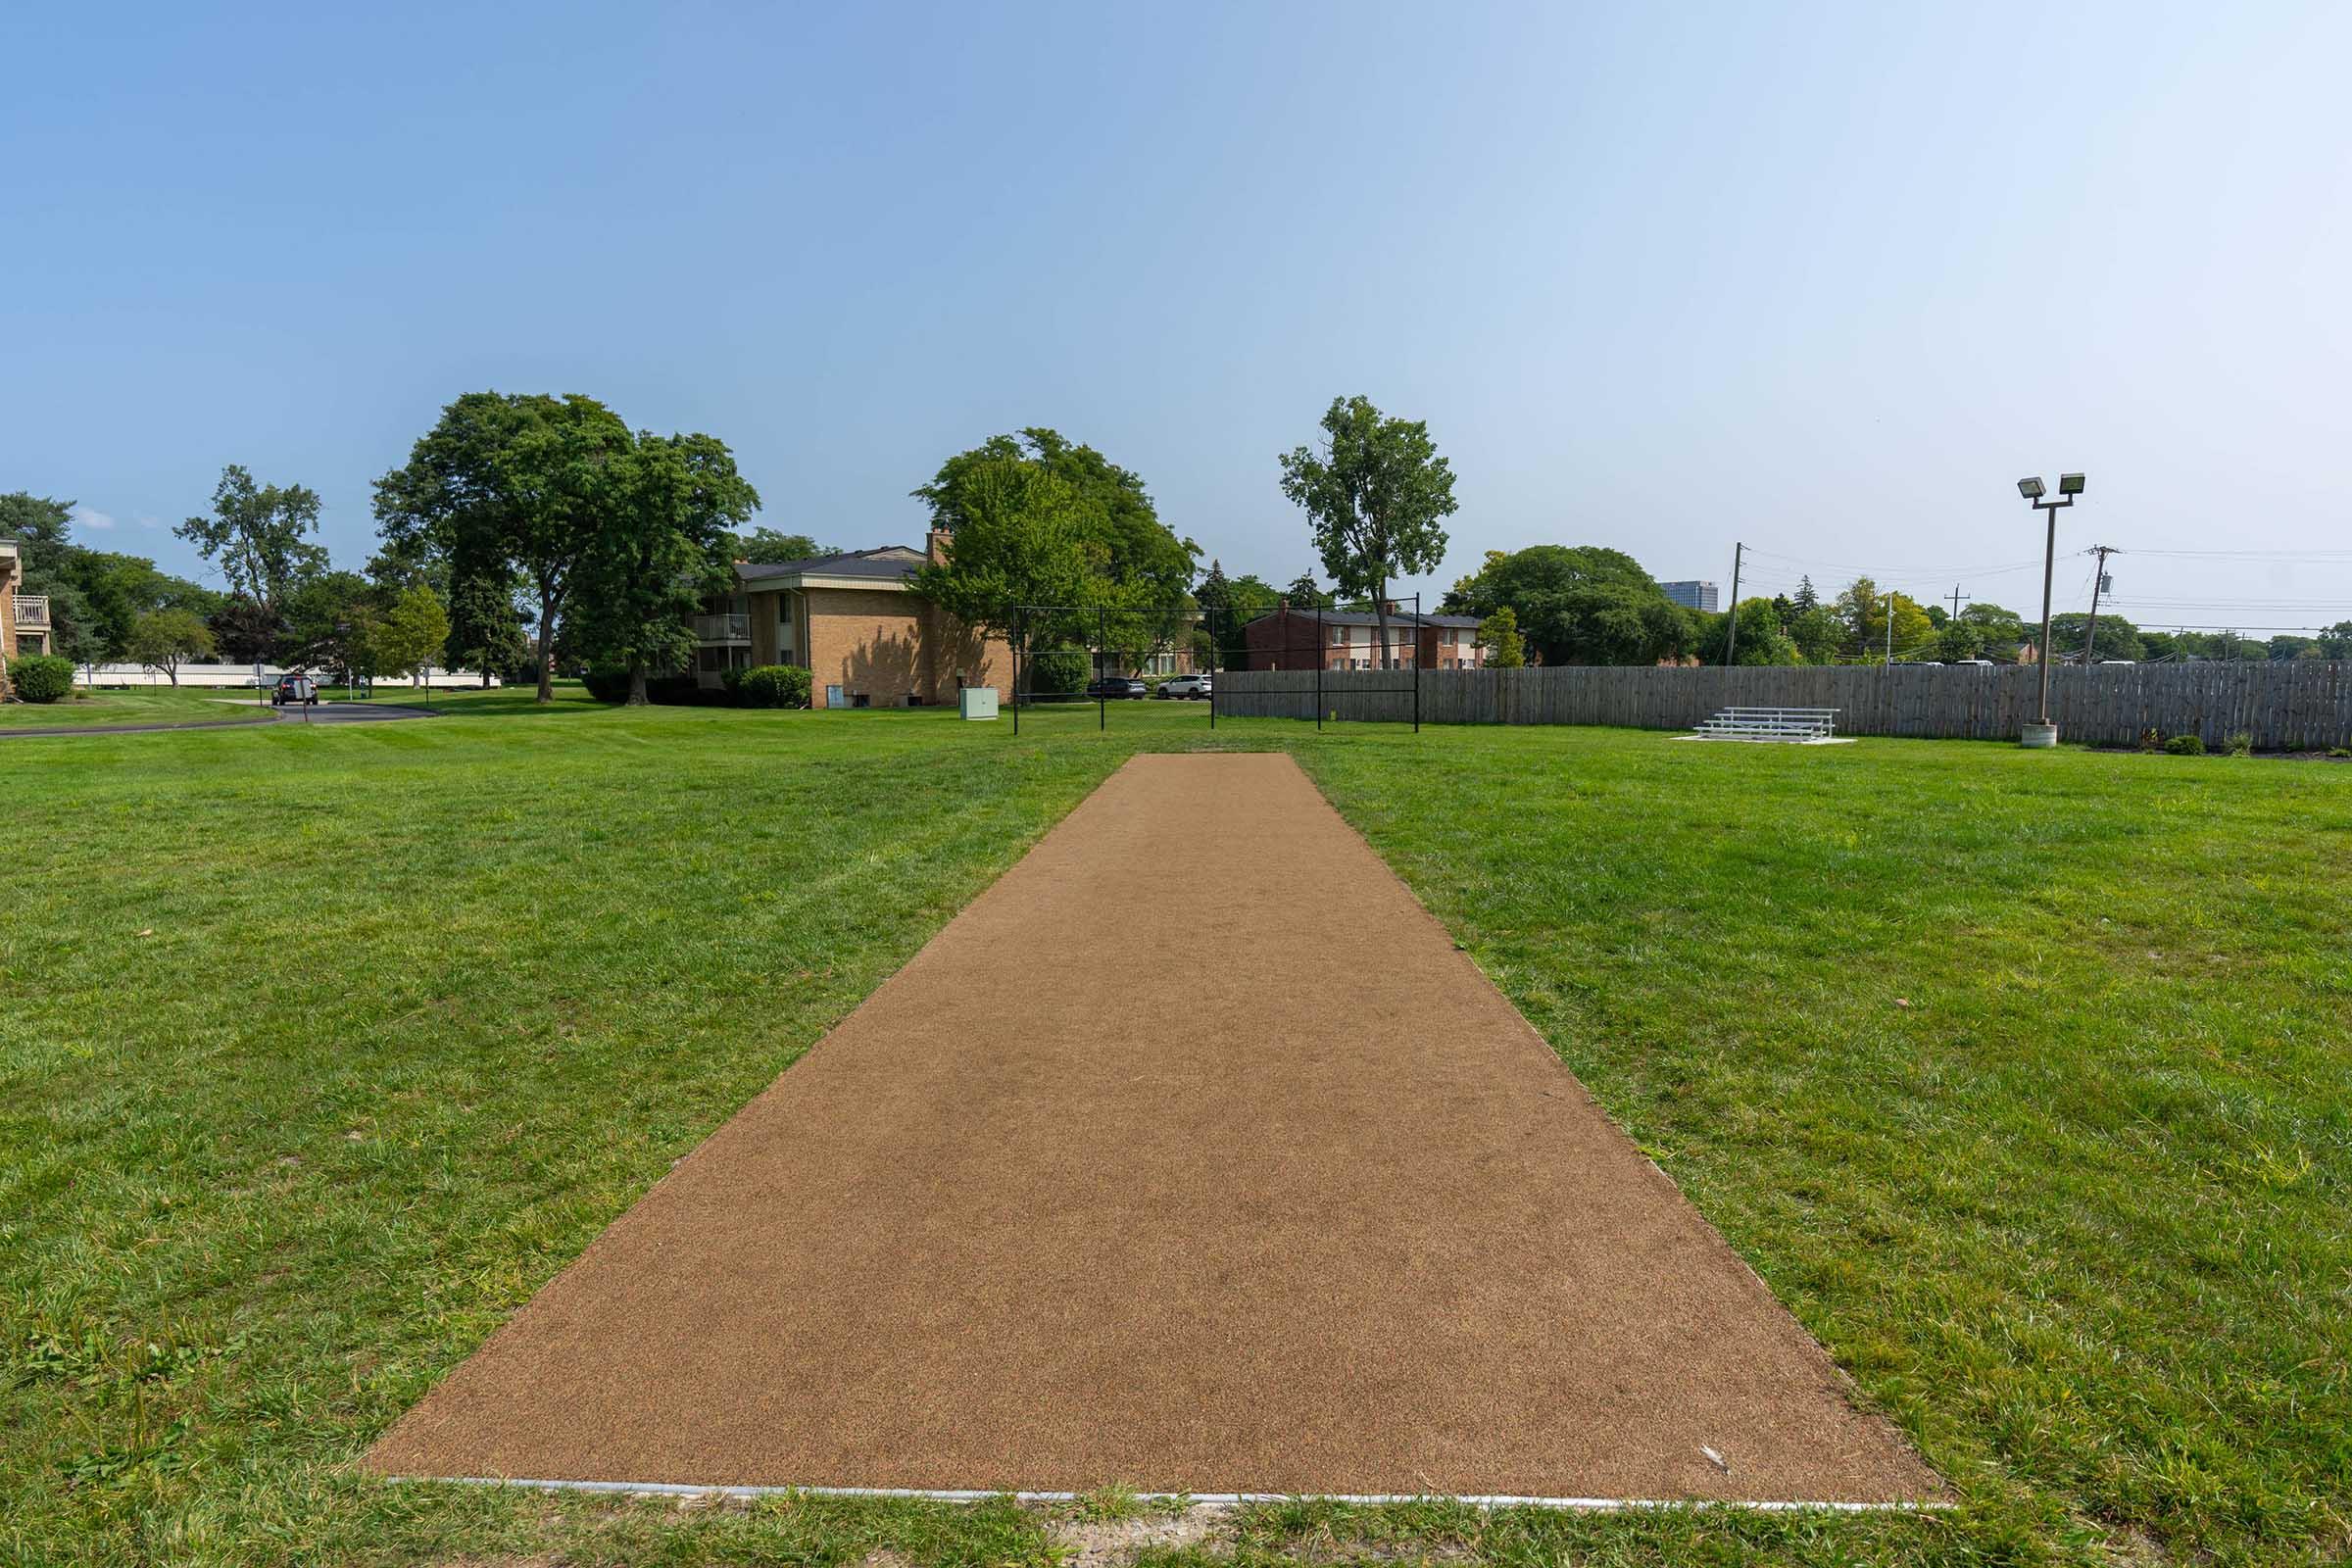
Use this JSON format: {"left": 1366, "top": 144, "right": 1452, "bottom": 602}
{"left": 1948, "top": 584, "right": 1971, "bottom": 621}
{"left": 1885, "top": 591, "right": 1896, "bottom": 663}
{"left": 1723, "top": 541, "right": 1743, "bottom": 665}
{"left": 2082, "top": 545, "right": 2117, "bottom": 662}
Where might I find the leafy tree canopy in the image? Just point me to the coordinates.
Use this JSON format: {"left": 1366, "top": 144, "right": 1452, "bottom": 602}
{"left": 124, "top": 609, "right": 215, "bottom": 685}
{"left": 1836, "top": 577, "right": 1936, "bottom": 662}
{"left": 1442, "top": 545, "right": 1688, "bottom": 665}
{"left": 2050, "top": 611, "right": 2143, "bottom": 663}
{"left": 175, "top": 465, "right": 326, "bottom": 613}
{"left": 1699, "top": 597, "right": 1800, "bottom": 665}
{"left": 911, "top": 429, "right": 1196, "bottom": 650}
{"left": 570, "top": 431, "right": 760, "bottom": 702}
{"left": 1283, "top": 571, "right": 1336, "bottom": 610}
{"left": 372, "top": 584, "right": 453, "bottom": 682}
{"left": 727, "top": 527, "right": 833, "bottom": 564}
{"left": 374, "top": 391, "right": 637, "bottom": 702}
{"left": 1477, "top": 605, "right": 1526, "bottom": 667}
{"left": 1279, "top": 395, "right": 1455, "bottom": 656}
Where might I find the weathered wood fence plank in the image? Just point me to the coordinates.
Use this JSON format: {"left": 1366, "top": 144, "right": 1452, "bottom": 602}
{"left": 1213, "top": 665, "right": 2352, "bottom": 749}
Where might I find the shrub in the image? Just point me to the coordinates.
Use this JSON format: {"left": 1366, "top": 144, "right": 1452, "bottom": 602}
{"left": 2330, "top": 747, "right": 2351, "bottom": 760}
{"left": 2136, "top": 727, "right": 2162, "bottom": 753}
{"left": 2226, "top": 731, "right": 2254, "bottom": 758}
{"left": 1025, "top": 649, "right": 1088, "bottom": 698}
{"left": 734, "top": 664, "right": 812, "bottom": 709}
{"left": 2164, "top": 734, "right": 2205, "bottom": 757}
{"left": 6, "top": 655, "right": 75, "bottom": 704}
{"left": 582, "top": 664, "right": 632, "bottom": 704}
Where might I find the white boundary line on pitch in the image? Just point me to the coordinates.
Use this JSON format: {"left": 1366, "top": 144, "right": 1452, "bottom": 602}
{"left": 386, "top": 1475, "right": 1949, "bottom": 1512}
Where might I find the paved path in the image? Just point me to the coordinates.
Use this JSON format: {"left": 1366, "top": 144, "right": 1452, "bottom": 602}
{"left": 0, "top": 702, "right": 439, "bottom": 739}
{"left": 368, "top": 754, "right": 1939, "bottom": 1503}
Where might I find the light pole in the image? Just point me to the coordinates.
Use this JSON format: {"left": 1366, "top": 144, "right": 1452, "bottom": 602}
{"left": 2017, "top": 472, "right": 2085, "bottom": 747}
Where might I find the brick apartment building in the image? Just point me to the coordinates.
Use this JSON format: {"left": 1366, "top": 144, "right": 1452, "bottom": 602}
{"left": 687, "top": 532, "right": 1014, "bottom": 709}
{"left": 2, "top": 539, "right": 53, "bottom": 694}
{"left": 1240, "top": 603, "right": 1485, "bottom": 671}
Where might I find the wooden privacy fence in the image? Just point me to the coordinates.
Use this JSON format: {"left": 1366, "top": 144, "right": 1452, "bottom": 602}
{"left": 1214, "top": 662, "right": 2352, "bottom": 749}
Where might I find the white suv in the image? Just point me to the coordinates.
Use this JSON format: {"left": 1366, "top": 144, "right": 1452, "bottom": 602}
{"left": 1156, "top": 673, "right": 1213, "bottom": 700}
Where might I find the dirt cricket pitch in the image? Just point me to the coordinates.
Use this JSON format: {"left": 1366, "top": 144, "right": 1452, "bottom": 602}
{"left": 368, "top": 753, "right": 1940, "bottom": 1504}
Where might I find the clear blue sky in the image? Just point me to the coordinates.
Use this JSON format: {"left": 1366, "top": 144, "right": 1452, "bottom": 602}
{"left": 6, "top": 1, "right": 2348, "bottom": 631}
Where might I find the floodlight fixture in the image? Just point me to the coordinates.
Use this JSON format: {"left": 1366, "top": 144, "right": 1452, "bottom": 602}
{"left": 2017, "top": 465, "right": 2088, "bottom": 741}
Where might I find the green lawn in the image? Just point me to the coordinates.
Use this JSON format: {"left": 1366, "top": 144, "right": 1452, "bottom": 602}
{"left": 0, "top": 686, "right": 274, "bottom": 729}
{"left": 4, "top": 693, "right": 2346, "bottom": 1566}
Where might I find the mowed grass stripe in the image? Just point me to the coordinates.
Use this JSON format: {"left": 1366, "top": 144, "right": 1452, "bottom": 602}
{"left": 2, "top": 690, "right": 2346, "bottom": 1565}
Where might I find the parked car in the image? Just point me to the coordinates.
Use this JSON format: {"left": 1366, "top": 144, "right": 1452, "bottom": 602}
{"left": 272, "top": 674, "right": 318, "bottom": 707}
{"left": 1084, "top": 676, "right": 1149, "bottom": 700}
{"left": 1950, "top": 659, "right": 1995, "bottom": 667}
{"left": 1156, "top": 673, "right": 1213, "bottom": 700}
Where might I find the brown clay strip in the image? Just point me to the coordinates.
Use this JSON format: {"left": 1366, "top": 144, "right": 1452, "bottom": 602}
{"left": 368, "top": 754, "right": 1940, "bottom": 1502}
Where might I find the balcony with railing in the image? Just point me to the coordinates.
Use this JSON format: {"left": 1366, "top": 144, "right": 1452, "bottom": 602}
{"left": 14, "top": 595, "right": 48, "bottom": 629}
{"left": 693, "top": 612, "right": 750, "bottom": 644}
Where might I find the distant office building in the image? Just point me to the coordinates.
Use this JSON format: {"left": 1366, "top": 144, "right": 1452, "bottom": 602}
{"left": 1660, "top": 579, "right": 1719, "bottom": 612}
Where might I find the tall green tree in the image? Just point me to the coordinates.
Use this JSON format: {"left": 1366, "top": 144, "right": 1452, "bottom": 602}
{"left": 444, "top": 552, "right": 532, "bottom": 686}
{"left": 911, "top": 429, "right": 1196, "bottom": 658}
{"left": 280, "top": 570, "right": 377, "bottom": 666}
{"left": 1278, "top": 395, "right": 1456, "bottom": 670}
{"left": 1836, "top": 578, "right": 1936, "bottom": 662}
{"left": 1700, "top": 598, "right": 1800, "bottom": 665}
{"left": 372, "top": 584, "right": 452, "bottom": 687}
{"left": 1283, "top": 571, "right": 1335, "bottom": 610}
{"left": 1786, "top": 605, "right": 1845, "bottom": 664}
{"left": 2318, "top": 620, "right": 2352, "bottom": 659}
{"left": 1935, "top": 619, "right": 1987, "bottom": 662}
{"left": 571, "top": 432, "right": 760, "bottom": 704}
{"left": 374, "top": 392, "right": 636, "bottom": 703}
{"left": 124, "top": 610, "right": 215, "bottom": 685}
{"left": 1442, "top": 545, "right": 1688, "bottom": 665}
{"left": 175, "top": 465, "right": 326, "bottom": 615}
{"left": 1478, "top": 606, "right": 1526, "bottom": 667}
{"left": 2052, "top": 612, "right": 2143, "bottom": 664}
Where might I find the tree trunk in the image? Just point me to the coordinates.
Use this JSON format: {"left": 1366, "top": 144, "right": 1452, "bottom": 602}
{"left": 165, "top": 663, "right": 177, "bottom": 687}
{"left": 626, "top": 658, "right": 650, "bottom": 706}
{"left": 535, "top": 584, "right": 558, "bottom": 704}
{"left": 1373, "top": 573, "right": 1392, "bottom": 673}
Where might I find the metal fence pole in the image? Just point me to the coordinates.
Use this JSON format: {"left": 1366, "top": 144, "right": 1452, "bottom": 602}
{"left": 1316, "top": 606, "right": 1325, "bottom": 731}
{"left": 1011, "top": 606, "right": 1021, "bottom": 736}
{"left": 1098, "top": 608, "right": 1107, "bottom": 731}
{"left": 1414, "top": 591, "right": 1422, "bottom": 733}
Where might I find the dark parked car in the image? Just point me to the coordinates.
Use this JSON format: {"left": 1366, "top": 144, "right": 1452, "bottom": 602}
{"left": 1084, "top": 676, "right": 1148, "bottom": 700}
{"left": 272, "top": 674, "right": 318, "bottom": 707}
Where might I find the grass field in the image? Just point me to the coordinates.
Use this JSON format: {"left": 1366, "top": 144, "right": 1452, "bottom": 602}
{"left": 4, "top": 691, "right": 2346, "bottom": 1566}
{"left": 0, "top": 687, "right": 274, "bottom": 729}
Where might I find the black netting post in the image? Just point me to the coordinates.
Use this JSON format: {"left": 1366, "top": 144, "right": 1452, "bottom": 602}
{"left": 1316, "top": 606, "right": 1325, "bottom": 731}
{"left": 1011, "top": 606, "right": 1021, "bottom": 736}
{"left": 1098, "top": 608, "right": 1107, "bottom": 731}
{"left": 1414, "top": 591, "right": 1422, "bottom": 733}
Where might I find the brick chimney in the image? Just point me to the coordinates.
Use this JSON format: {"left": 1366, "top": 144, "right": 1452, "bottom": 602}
{"left": 926, "top": 526, "right": 954, "bottom": 566}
